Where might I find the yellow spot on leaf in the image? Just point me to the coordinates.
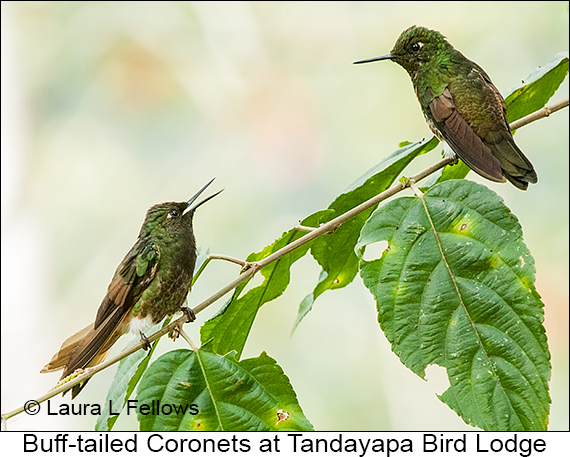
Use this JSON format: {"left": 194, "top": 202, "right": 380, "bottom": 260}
{"left": 451, "top": 215, "right": 473, "bottom": 234}
{"left": 489, "top": 256, "right": 501, "bottom": 268}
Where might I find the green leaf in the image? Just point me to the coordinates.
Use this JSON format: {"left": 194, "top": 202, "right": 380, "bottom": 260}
{"left": 505, "top": 52, "right": 569, "bottom": 124}
{"left": 136, "top": 348, "right": 313, "bottom": 431}
{"left": 293, "top": 137, "right": 440, "bottom": 331}
{"left": 94, "top": 321, "right": 167, "bottom": 431}
{"left": 357, "top": 180, "right": 550, "bottom": 430}
{"left": 200, "top": 210, "right": 330, "bottom": 358}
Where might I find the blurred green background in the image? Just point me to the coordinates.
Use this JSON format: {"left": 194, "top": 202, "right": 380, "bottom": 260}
{"left": 1, "top": 1, "right": 568, "bottom": 431}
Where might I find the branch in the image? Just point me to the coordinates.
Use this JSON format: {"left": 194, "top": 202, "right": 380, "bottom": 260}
{"left": 207, "top": 254, "right": 249, "bottom": 267}
{"left": 2, "top": 99, "right": 567, "bottom": 423}
{"left": 510, "top": 98, "right": 568, "bottom": 131}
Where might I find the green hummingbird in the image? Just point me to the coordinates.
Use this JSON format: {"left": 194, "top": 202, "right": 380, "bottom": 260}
{"left": 41, "top": 179, "right": 222, "bottom": 398}
{"left": 354, "top": 25, "right": 537, "bottom": 190}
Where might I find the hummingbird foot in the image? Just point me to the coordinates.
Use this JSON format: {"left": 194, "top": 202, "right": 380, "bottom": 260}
{"left": 181, "top": 306, "right": 196, "bottom": 323}
{"left": 139, "top": 331, "right": 151, "bottom": 351}
{"left": 169, "top": 327, "right": 180, "bottom": 341}
{"left": 168, "top": 307, "right": 196, "bottom": 341}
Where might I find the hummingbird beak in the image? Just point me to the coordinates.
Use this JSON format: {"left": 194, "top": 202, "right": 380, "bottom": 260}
{"left": 353, "top": 53, "right": 394, "bottom": 64}
{"left": 183, "top": 178, "right": 223, "bottom": 215}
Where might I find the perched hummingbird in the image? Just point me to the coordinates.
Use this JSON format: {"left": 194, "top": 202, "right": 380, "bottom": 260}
{"left": 354, "top": 25, "right": 537, "bottom": 190}
{"left": 41, "top": 179, "right": 222, "bottom": 398}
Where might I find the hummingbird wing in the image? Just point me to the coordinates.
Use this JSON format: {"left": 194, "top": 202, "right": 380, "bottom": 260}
{"left": 427, "top": 88, "right": 506, "bottom": 183}
{"left": 93, "top": 242, "right": 160, "bottom": 329}
{"left": 469, "top": 64, "right": 536, "bottom": 189}
{"left": 55, "top": 242, "right": 160, "bottom": 381}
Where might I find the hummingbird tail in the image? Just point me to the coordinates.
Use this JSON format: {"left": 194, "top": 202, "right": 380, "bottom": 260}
{"left": 41, "top": 306, "right": 131, "bottom": 398}
{"left": 490, "top": 133, "right": 538, "bottom": 191}
{"left": 504, "top": 176, "right": 527, "bottom": 190}
{"left": 40, "top": 323, "right": 94, "bottom": 373}
{"left": 69, "top": 342, "right": 117, "bottom": 399}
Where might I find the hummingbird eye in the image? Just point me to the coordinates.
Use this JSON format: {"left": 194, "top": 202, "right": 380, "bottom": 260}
{"left": 410, "top": 42, "right": 423, "bottom": 52}
{"left": 167, "top": 209, "right": 180, "bottom": 219}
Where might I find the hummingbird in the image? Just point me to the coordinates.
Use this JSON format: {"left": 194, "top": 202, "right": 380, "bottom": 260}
{"left": 41, "top": 179, "right": 222, "bottom": 398}
{"left": 354, "top": 25, "right": 537, "bottom": 190}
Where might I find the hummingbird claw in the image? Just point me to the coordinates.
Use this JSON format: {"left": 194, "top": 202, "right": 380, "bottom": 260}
{"left": 169, "top": 326, "right": 181, "bottom": 341}
{"left": 139, "top": 331, "right": 151, "bottom": 351}
{"left": 181, "top": 306, "right": 196, "bottom": 323}
{"left": 169, "top": 307, "right": 195, "bottom": 341}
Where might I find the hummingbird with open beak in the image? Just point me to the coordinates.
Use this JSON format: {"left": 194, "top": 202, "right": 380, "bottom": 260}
{"left": 41, "top": 179, "right": 222, "bottom": 398}
{"left": 354, "top": 25, "right": 537, "bottom": 190}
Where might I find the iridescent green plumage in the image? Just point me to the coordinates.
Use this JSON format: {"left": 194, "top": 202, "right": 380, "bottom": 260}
{"left": 42, "top": 180, "right": 221, "bottom": 397}
{"left": 355, "top": 25, "right": 537, "bottom": 190}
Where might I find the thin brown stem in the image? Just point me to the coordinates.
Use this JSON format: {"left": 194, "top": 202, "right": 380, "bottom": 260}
{"left": 178, "top": 328, "right": 198, "bottom": 351}
{"left": 295, "top": 225, "right": 317, "bottom": 232}
{"left": 208, "top": 254, "right": 249, "bottom": 267}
